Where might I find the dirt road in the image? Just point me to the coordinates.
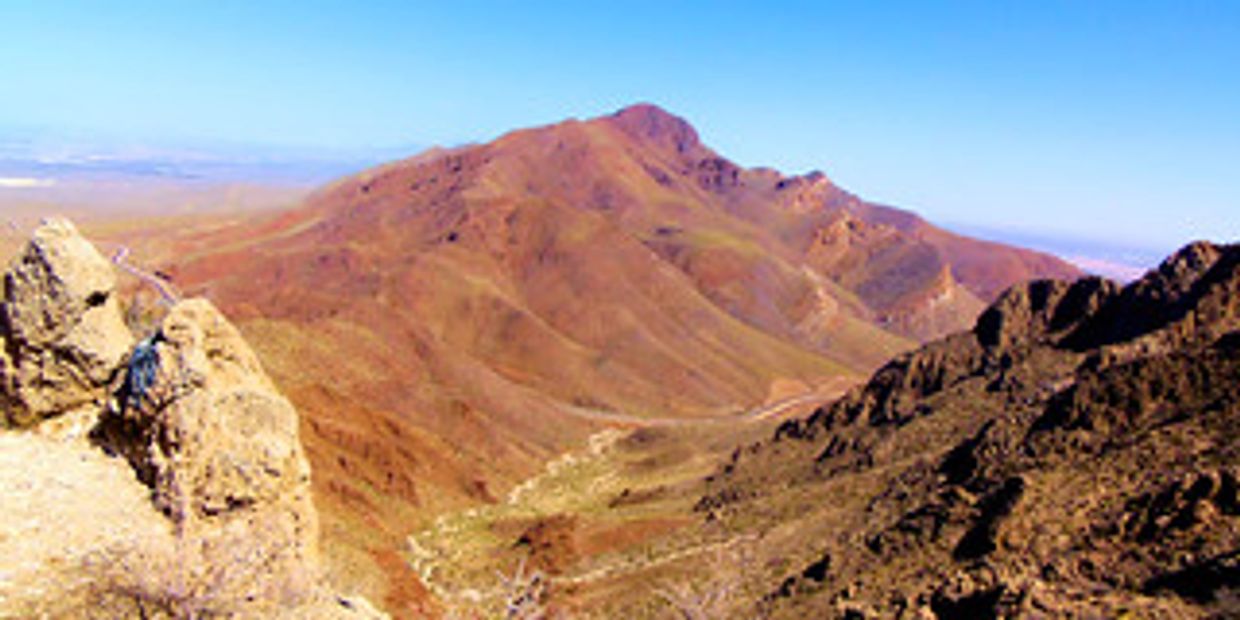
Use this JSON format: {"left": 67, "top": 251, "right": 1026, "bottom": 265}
{"left": 111, "top": 245, "right": 180, "bottom": 304}
{"left": 559, "top": 375, "right": 855, "bottom": 427}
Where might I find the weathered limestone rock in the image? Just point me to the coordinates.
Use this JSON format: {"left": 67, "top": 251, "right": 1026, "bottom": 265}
{"left": 98, "top": 298, "right": 322, "bottom": 613}
{"left": 0, "top": 217, "right": 133, "bottom": 427}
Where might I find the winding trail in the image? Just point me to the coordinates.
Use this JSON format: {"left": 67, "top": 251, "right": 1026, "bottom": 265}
{"left": 559, "top": 375, "right": 855, "bottom": 427}
{"left": 409, "top": 375, "right": 857, "bottom": 611}
{"left": 552, "top": 533, "right": 758, "bottom": 589}
{"left": 110, "top": 245, "right": 181, "bottom": 304}
{"left": 6, "top": 226, "right": 180, "bottom": 306}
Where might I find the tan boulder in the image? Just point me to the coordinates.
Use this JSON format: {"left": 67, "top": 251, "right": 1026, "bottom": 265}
{"left": 0, "top": 217, "right": 133, "bottom": 427}
{"left": 98, "top": 298, "right": 322, "bottom": 614}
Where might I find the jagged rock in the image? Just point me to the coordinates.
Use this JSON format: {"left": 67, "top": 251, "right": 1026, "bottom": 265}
{"left": 97, "top": 298, "right": 321, "bottom": 614}
{"left": 974, "top": 276, "right": 1116, "bottom": 350}
{"left": 0, "top": 217, "right": 133, "bottom": 428}
{"left": 1065, "top": 241, "right": 1239, "bottom": 354}
{"left": 927, "top": 570, "right": 1009, "bottom": 620}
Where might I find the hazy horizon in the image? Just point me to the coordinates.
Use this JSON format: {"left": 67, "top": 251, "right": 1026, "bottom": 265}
{"left": 3, "top": 2, "right": 1237, "bottom": 264}
{"left": 0, "top": 104, "right": 1210, "bottom": 280}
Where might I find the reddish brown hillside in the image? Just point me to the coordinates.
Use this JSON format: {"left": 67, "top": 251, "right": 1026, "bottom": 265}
{"left": 159, "top": 104, "right": 1080, "bottom": 614}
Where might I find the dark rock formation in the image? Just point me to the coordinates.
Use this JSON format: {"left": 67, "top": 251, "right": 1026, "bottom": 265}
{"left": 700, "top": 241, "right": 1240, "bottom": 619}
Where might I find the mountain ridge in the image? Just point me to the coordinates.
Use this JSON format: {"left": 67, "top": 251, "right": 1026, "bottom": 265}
{"left": 693, "top": 240, "right": 1238, "bottom": 618}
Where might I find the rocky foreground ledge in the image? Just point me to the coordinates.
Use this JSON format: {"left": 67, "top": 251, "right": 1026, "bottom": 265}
{"left": 0, "top": 218, "right": 385, "bottom": 618}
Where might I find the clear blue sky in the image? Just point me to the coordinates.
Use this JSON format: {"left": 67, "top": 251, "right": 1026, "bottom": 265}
{"left": 2, "top": 1, "right": 1237, "bottom": 254}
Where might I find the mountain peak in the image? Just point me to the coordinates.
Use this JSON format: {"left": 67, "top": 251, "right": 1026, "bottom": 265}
{"left": 605, "top": 103, "right": 701, "bottom": 155}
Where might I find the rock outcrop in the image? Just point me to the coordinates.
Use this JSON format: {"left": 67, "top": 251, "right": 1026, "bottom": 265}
{"left": 95, "top": 298, "right": 323, "bottom": 614}
{"left": 973, "top": 276, "right": 1116, "bottom": 350}
{"left": 0, "top": 218, "right": 383, "bottom": 618}
{"left": 0, "top": 218, "right": 132, "bottom": 427}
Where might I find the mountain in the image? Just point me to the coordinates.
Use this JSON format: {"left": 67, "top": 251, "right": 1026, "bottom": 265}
{"left": 153, "top": 104, "right": 1081, "bottom": 612}
{"left": 692, "top": 241, "right": 1238, "bottom": 618}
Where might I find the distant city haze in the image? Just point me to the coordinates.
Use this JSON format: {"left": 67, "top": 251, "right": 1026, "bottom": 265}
{"left": 2, "top": 2, "right": 1237, "bottom": 267}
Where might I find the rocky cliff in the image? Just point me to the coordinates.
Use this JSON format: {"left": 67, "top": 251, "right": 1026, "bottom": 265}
{"left": 0, "top": 218, "right": 384, "bottom": 618}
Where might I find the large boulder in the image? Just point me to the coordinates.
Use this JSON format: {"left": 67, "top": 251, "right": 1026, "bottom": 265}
{"left": 98, "top": 298, "right": 322, "bottom": 614}
{"left": 0, "top": 217, "right": 133, "bottom": 427}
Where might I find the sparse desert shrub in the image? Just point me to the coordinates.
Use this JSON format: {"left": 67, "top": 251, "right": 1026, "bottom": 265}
{"left": 500, "top": 556, "right": 547, "bottom": 620}
{"left": 74, "top": 511, "right": 316, "bottom": 619}
{"left": 439, "top": 555, "right": 550, "bottom": 620}
{"left": 656, "top": 539, "right": 757, "bottom": 620}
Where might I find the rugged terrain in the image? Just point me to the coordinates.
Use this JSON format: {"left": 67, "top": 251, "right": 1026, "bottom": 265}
{"left": 1, "top": 105, "right": 1086, "bottom": 616}
{"left": 673, "top": 241, "right": 1239, "bottom": 618}
{"left": 378, "top": 241, "right": 1235, "bottom": 618}
{"left": 107, "top": 105, "right": 1077, "bottom": 613}
{"left": 0, "top": 122, "right": 1224, "bottom": 620}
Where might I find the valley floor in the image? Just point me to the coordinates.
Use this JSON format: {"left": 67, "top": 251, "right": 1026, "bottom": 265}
{"left": 403, "top": 385, "right": 849, "bottom": 619}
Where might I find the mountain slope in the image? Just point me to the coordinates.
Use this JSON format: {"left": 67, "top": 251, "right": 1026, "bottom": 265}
{"left": 154, "top": 104, "right": 1082, "bottom": 614}
{"left": 692, "top": 241, "right": 1238, "bottom": 618}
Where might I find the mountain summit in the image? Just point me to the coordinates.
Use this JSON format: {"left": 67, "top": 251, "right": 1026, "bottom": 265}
{"left": 606, "top": 103, "right": 704, "bottom": 155}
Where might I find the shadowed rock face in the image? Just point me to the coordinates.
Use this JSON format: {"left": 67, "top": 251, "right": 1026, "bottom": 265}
{"left": 973, "top": 276, "right": 1117, "bottom": 350}
{"left": 701, "top": 241, "right": 1239, "bottom": 619}
{"left": 0, "top": 217, "right": 133, "bottom": 427}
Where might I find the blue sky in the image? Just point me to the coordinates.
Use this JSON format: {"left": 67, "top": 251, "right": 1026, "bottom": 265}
{"left": 2, "top": 1, "right": 1237, "bottom": 257}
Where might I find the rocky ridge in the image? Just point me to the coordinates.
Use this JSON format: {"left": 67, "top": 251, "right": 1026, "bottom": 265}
{"left": 0, "top": 218, "right": 383, "bottom": 618}
{"left": 698, "top": 241, "right": 1239, "bottom": 618}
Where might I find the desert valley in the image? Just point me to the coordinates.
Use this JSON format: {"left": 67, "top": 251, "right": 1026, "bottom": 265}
{"left": 1, "top": 103, "right": 1234, "bottom": 618}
